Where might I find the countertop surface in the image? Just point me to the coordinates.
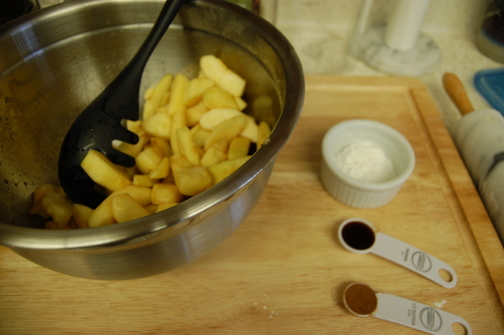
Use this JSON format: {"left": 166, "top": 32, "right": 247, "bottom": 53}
{"left": 1, "top": 75, "right": 503, "bottom": 335}
{"left": 2, "top": 1, "right": 504, "bottom": 334}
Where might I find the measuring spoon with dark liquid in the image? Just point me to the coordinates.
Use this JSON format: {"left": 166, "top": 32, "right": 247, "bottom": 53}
{"left": 343, "top": 282, "right": 472, "bottom": 334}
{"left": 338, "top": 218, "right": 457, "bottom": 288}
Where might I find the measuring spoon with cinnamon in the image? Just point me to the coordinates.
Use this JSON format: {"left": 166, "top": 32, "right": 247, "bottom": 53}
{"left": 343, "top": 282, "right": 472, "bottom": 334}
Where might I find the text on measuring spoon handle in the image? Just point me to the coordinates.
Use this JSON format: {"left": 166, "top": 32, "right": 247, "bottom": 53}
{"left": 371, "top": 233, "right": 457, "bottom": 288}
{"left": 375, "top": 293, "right": 472, "bottom": 335}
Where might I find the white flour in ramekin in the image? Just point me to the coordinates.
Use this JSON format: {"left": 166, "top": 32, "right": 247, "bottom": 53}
{"left": 333, "top": 141, "right": 395, "bottom": 183}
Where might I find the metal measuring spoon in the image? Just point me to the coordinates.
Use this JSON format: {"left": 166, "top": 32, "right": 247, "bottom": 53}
{"left": 342, "top": 282, "right": 472, "bottom": 335}
{"left": 338, "top": 218, "right": 457, "bottom": 288}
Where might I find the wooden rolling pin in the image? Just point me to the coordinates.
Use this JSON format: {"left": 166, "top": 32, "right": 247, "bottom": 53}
{"left": 442, "top": 73, "right": 474, "bottom": 115}
{"left": 443, "top": 72, "right": 504, "bottom": 244}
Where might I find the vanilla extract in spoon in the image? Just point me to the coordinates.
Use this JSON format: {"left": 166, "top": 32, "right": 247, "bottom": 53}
{"left": 338, "top": 218, "right": 457, "bottom": 288}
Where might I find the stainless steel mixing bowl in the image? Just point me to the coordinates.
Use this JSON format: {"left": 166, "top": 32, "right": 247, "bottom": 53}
{"left": 0, "top": 0, "right": 304, "bottom": 280}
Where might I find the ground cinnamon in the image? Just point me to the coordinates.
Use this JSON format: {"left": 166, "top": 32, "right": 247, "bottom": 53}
{"left": 343, "top": 283, "right": 378, "bottom": 316}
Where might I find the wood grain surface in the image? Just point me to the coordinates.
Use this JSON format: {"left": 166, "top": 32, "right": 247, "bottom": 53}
{"left": 1, "top": 76, "right": 503, "bottom": 335}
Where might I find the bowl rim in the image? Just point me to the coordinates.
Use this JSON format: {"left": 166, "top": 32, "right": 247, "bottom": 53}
{"left": 0, "top": 0, "right": 305, "bottom": 249}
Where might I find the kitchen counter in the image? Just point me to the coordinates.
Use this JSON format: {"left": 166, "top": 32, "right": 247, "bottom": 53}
{"left": 1, "top": 75, "right": 503, "bottom": 334}
{"left": 1, "top": 1, "right": 504, "bottom": 334}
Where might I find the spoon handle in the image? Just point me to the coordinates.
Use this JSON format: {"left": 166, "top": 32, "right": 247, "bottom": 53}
{"left": 114, "top": 0, "right": 185, "bottom": 86}
{"left": 372, "top": 233, "right": 457, "bottom": 288}
{"left": 375, "top": 292, "right": 472, "bottom": 335}
{"left": 98, "top": 0, "right": 185, "bottom": 121}
{"left": 130, "top": 0, "right": 186, "bottom": 72}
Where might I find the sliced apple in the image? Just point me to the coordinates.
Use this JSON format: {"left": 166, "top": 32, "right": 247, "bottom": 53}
{"left": 200, "top": 55, "right": 246, "bottom": 97}
{"left": 208, "top": 156, "right": 251, "bottom": 184}
{"left": 81, "top": 150, "right": 132, "bottom": 192}
{"left": 204, "top": 114, "right": 246, "bottom": 151}
{"left": 167, "top": 73, "right": 189, "bottom": 116}
{"left": 198, "top": 108, "right": 241, "bottom": 130}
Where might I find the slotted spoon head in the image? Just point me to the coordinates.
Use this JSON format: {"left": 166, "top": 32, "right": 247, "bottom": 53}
{"left": 58, "top": 0, "right": 185, "bottom": 208}
{"left": 58, "top": 70, "right": 141, "bottom": 208}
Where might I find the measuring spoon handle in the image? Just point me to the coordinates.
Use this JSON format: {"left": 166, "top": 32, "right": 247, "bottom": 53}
{"left": 372, "top": 233, "right": 457, "bottom": 288}
{"left": 375, "top": 293, "right": 472, "bottom": 335}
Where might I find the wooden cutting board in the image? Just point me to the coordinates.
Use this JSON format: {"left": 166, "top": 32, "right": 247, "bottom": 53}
{"left": 1, "top": 76, "right": 503, "bottom": 334}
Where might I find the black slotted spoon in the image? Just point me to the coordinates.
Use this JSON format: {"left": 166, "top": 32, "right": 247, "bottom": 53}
{"left": 58, "top": 0, "right": 185, "bottom": 208}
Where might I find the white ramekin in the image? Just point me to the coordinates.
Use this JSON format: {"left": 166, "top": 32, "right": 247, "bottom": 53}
{"left": 321, "top": 119, "right": 415, "bottom": 208}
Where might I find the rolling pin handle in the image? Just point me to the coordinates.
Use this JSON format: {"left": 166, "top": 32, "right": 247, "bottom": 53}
{"left": 442, "top": 72, "right": 475, "bottom": 116}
